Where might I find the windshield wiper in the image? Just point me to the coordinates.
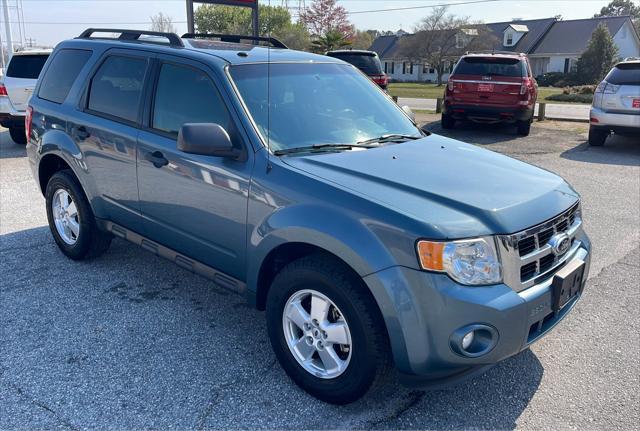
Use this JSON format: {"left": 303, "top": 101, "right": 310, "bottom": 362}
{"left": 273, "top": 143, "right": 374, "bottom": 156}
{"left": 356, "top": 134, "right": 422, "bottom": 146}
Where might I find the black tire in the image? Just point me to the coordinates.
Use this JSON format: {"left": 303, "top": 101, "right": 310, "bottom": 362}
{"left": 588, "top": 127, "right": 608, "bottom": 146}
{"left": 441, "top": 113, "right": 455, "bottom": 129}
{"left": 516, "top": 120, "right": 531, "bottom": 136}
{"left": 266, "top": 253, "right": 390, "bottom": 404}
{"left": 45, "top": 170, "right": 112, "bottom": 260}
{"left": 9, "top": 126, "right": 26, "bottom": 145}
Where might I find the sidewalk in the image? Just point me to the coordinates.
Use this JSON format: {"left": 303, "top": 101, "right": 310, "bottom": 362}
{"left": 398, "top": 97, "right": 590, "bottom": 122}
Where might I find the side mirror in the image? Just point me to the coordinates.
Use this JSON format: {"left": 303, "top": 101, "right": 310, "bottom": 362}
{"left": 401, "top": 105, "right": 416, "bottom": 123}
{"left": 177, "top": 123, "right": 243, "bottom": 160}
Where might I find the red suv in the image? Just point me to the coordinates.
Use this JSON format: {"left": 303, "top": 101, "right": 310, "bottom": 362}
{"left": 442, "top": 52, "right": 537, "bottom": 135}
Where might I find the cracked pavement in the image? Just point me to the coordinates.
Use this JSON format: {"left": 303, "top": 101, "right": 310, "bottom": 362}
{"left": 1, "top": 122, "right": 638, "bottom": 430}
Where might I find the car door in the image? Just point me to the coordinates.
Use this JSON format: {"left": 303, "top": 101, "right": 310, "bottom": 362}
{"left": 136, "top": 57, "right": 252, "bottom": 280}
{"left": 67, "top": 50, "right": 152, "bottom": 232}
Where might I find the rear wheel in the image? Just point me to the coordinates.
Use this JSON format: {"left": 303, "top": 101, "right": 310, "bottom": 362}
{"left": 45, "top": 170, "right": 112, "bottom": 260}
{"left": 9, "top": 126, "right": 26, "bottom": 145}
{"left": 266, "top": 253, "right": 390, "bottom": 404}
{"left": 516, "top": 120, "right": 531, "bottom": 136}
{"left": 588, "top": 127, "right": 608, "bottom": 146}
{"left": 441, "top": 113, "right": 455, "bottom": 129}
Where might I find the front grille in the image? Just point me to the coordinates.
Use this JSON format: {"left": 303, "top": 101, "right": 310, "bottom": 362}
{"left": 499, "top": 202, "right": 582, "bottom": 291}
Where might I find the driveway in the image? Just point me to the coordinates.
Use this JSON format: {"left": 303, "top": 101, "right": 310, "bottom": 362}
{"left": 1, "top": 123, "right": 638, "bottom": 430}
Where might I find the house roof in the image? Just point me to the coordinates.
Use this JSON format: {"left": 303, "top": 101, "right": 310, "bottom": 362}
{"left": 369, "top": 34, "right": 404, "bottom": 59}
{"left": 531, "top": 16, "right": 630, "bottom": 55}
{"left": 484, "top": 18, "right": 556, "bottom": 53}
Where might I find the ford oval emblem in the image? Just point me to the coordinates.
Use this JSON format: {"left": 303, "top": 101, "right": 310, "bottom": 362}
{"left": 549, "top": 232, "right": 571, "bottom": 256}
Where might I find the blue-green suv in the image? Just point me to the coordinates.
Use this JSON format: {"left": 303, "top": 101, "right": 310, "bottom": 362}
{"left": 27, "top": 29, "right": 591, "bottom": 404}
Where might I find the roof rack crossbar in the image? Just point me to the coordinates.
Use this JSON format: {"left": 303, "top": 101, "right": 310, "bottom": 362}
{"left": 77, "top": 28, "right": 184, "bottom": 47}
{"left": 182, "top": 33, "right": 288, "bottom": 49}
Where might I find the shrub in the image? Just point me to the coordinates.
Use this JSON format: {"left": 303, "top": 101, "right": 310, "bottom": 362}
{"left": 546, "top": 93, "right": 593, "bottom": 103}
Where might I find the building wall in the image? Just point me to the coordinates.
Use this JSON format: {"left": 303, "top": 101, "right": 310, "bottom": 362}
{"left": 613, "top": 21, "right": 640, "bottom": 59}
{"left": 383, "top": 60, "right": 453, "bottom": 82}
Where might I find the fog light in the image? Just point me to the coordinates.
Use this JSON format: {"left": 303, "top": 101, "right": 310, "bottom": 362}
{"left": 462, "top": 331, "right": 475, "bottom": 350}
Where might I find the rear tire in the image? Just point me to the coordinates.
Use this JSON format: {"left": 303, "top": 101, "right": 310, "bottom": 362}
{"left": 441, "top": 113, "right": 455, "bottom": 129}
{"left": 516, "top": 120, "right": 531, "bottom": 136}
{"left": 45, "top": 170, "right": 112, "bottom": 260}
{"left": 588, "top": 127, "right": 608, "bottom": 146}
{"left": 9, "top": 126, "right": 26, "bottom": 145}
{"left": 266, "top": 253, "right": 390, "bottom": 404}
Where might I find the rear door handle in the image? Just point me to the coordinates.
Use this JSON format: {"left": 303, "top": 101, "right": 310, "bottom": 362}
{"left": 145, "top": 150, "right": 169, "bottom": 168}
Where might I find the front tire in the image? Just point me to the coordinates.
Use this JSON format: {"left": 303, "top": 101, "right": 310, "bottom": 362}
{"left": 266, "top": 254, "right": 390, "bottom": 404}
{"left": 45, "top": 170, "right": 112, "bottom": 260}
{"left": 9, "top": 126, "right": 26, "bottom": 145}
{"left": 588, "top": 127, "right": 608, "bottom": 146}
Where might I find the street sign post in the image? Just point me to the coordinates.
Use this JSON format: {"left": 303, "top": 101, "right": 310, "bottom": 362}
{"left": 186, "top": 0, "right": 259, "bottom": 37}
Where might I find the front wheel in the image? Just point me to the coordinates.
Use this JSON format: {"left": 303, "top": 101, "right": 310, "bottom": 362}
{"left": 9, "top": 126, "right": 26, "bottom": 145}
{"left": 266, "top": 254, "right": 390, "bottom": 404}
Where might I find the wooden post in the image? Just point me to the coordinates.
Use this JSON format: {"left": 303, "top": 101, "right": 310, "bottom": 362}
{"left": 392, "top": 96, "right": 398, "bottom": 103}
{"left": 436, "top": 98, "right": 442, "bottom": 114}
{"left": 537, "top": 103, "right": 546, "bottom": 121}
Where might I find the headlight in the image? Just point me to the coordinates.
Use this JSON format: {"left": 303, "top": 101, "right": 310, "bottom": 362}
{"left": 416, "top": 237, "right": 502, "bottom": 285}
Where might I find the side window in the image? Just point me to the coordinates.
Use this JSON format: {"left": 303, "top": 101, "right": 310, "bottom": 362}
{"left": 152, "top": 63, "right": 231, "bottom": 137}
{"left": 88, "top": 55, "right": 147, "bottom": 123}
{"left": 38, "top": 49, "right": 92, "bottom": 104}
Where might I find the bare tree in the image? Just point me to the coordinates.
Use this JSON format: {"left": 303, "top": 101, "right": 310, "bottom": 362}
{"left": 150, "top": 12, "right": 177, "bottom": 33}
{"left": 398, "top": 7, "right": 497, "bottom": 85}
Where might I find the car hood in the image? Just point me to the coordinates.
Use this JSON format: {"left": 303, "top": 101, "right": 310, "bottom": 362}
{"left": 282, "top": 135, "right": 579, "bottom": 238}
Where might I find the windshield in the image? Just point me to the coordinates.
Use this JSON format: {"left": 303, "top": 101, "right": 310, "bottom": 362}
{"left": 6, "top": 54, "right": 49, "bottom": 79}
{"left": 454, "top": 57, "right": 524, "bottom": 77}
{"left": 326, "top": 53, "right": 383, "bottom": 75}
{"left": 229, "top": 63, "right": 420, "bottom": 152}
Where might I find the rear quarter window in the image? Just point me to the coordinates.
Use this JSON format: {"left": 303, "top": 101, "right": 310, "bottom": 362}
{"left": 6, "top": 54, "right": 49, "bottom": 79}
{"left": 327, "top": 53, "right": 383, "bottom": 75}
{"left": 606, "top": 63, "right": 640, "bottom": 85}
{"left": 453, "top": 57, "right": 525, "bottom": 77}
{"left": 38, "top": 49, "right": 92, "bottom": 104}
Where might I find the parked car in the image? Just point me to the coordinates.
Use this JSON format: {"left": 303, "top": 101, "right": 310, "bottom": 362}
{"left": 326, "top": 49, "right": 388, "bottom": 89}
{"left": 589, "top": 59, "right": 640, "bottom": 146}
{"left": 442, "top": 52, "right": 538, "bottom": 135}
{"left": 28, "top": 29, "right": 591, "bottom": 404}
{"left": 0, "top": 49, "right": 51, "bottom": 144}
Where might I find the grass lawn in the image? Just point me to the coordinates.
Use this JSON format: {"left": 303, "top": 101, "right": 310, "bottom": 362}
{"left": 388, "top": 83, "right": 588, "bottom": 104}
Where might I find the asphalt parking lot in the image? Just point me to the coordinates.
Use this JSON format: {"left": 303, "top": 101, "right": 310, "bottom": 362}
{"left": 1, "top": 121, "right": 638, "bottom": 430}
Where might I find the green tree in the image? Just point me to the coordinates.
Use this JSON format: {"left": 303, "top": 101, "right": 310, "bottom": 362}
{"left": 311, "top": 30, "right": 351, "bottom": 53}
{"left": 594, "top": 0, "right": 640, "bottom": 32}
{"left": 577, "top": 23, "right": 620, "bottom": 84}
{"left": 194, "top": 4, "right": 308, "bottom": 44}
{"left": 351, "top": 30, "right": 374, "bottom": 50}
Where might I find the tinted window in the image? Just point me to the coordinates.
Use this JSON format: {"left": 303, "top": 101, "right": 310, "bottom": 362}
{"left": 327, "top": 53, "right": 383, "bottom": 74}
{"left": 88, "top": 56, "right": 147, "bottom": 122}
{"left": 152, "top": 63, "right": 231, "bottom": 136}
{"left": 6, "top": 54, "right": 49, "bottom": 79}
{"left": 38, "top": 49, "right": 92, "bottom": 104}
{"left": 606, "top": 63, "right": 640, "bottom": 85}
{"left": 229, "top": 63, "right": 419, "bottom": 151}
{"left": 454, "top": 57, "right": 525, "bottom": 77}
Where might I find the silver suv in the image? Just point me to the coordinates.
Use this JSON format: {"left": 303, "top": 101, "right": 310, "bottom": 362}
{"left": 589, "top": 59, "right": 640, "bottom": 146}
{"left": 0, "top": 49, "right": 51, "bottom": 144}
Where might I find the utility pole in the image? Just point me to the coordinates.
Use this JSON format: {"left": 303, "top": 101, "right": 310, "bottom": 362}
{"left": 1, "top": 0, "right": 13, "bottom": 63}
{"left": 25, "top": 36, "right": 34, "bottom": 47}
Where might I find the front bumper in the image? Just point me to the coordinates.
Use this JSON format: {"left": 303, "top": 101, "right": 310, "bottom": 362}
{"left": 363, "top": 230, "right": 591, "bottom": 386}
{"left": 590, "top": 107, "right": 640, "bottom": 135}
{"left": 444, "top": 103, "right": 534, "bottom": 123}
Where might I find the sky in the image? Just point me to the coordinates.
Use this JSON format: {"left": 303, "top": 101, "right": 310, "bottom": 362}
{"left": 0, "top": 0, "right": 615, "bottom": 48}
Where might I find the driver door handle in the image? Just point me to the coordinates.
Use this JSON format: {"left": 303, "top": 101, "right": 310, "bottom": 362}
{"left": 146, "top": 150, "right": 169, "bottom": 168}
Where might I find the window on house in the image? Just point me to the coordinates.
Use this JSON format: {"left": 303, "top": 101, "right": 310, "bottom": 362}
{"left": 564, "top": 58, "right": 570, "bottom": 74}
{"left": 402, "top": 62, "right": 407, "bottom": 74}
{"left": 409, "top": 62, "right": 414, "bottom": 74}
{"left": 422, "top": 63, "right": 429, "bottom": 74}
{"left": 384, "top": 62, "right": 388, "bottom": 73}
{"left": 429, "top": 67, "right": 435, "bottom": 74}
{"left": 506, "top": 32, "right": 513, "bottom": 46}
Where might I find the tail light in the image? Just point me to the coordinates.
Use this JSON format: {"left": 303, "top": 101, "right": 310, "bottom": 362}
{"left": 0, "top": 84, "right": 7, "bottom": 96}
{"left": 371, "top": 74, "right": 388, "bottom": 86}
{"left": 520, "top": 77, "right": 534, "bottom": 96}
{"left": 25, "top": 106, "right": 33, "bottom": 142}
{"left": 447, "top": 80, "right": 454, "bottom": 91}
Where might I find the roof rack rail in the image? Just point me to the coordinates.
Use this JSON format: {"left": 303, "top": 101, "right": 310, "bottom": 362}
{"left": 77, "top": 28, "right": 184, "bottom": 47}
{"left": 182, "top": 33, "right": 288, "bottom": 49}
{"left": 466, "top": 49, "right": 526, "bottom": 56}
